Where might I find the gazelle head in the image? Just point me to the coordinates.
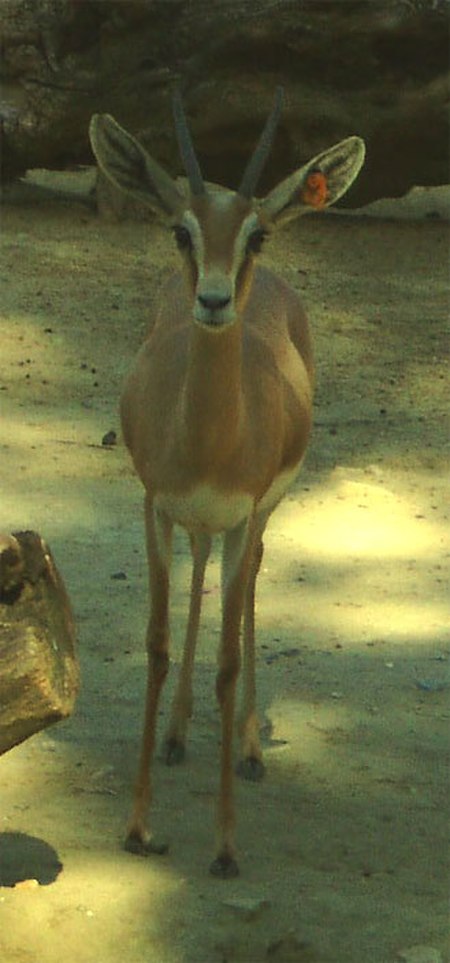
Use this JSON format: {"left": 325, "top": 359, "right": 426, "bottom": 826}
{"left": 89, "top": 90, "right": 365, "bottom": 329}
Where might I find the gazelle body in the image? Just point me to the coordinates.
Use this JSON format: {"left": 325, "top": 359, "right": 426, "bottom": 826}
{"left": 89, "top": 91, "right": 365, "bottom": 877}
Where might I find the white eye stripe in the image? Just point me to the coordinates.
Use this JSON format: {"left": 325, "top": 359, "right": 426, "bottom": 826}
{"left": 180, "top": 210, "right": 205, "bottom": 274}
{"left": 233, "top": 212, "right": 262, "bottom": 271}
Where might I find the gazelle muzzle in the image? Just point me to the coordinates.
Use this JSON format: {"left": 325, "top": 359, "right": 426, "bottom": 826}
{"left": 194, "top": 277, "right": 235, "bottom": 327}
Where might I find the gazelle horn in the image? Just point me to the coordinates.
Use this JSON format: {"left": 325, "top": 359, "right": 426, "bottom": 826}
{"left": 172, "top": 88, "right": 206, "bottom": 196}
{"left": 238, "top": 87, "right": 284, "bottom": 199}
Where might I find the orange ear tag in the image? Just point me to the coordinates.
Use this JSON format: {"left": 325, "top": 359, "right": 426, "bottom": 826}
{"left": 300, "top": 169, "right": 329, "bottom": 209}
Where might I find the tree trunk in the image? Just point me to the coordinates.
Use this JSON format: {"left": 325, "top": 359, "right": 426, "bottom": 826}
{"left": 0, "top": 531, "right": 79, "bottom": 756}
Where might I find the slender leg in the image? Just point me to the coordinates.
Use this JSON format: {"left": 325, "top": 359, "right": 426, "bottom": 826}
{"left": 164, "top": 532, "right": 212, "bottom": 764}
{"left": 236, "top": 522, "right": 266, "bottom": 782}
{"left": 125, "top": 496, "right": 172, "bottom": 857}
{"left": 210, "top": 516, "right": 256, "bottom": 879}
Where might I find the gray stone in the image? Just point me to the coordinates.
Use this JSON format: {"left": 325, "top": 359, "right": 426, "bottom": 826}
{"left": 222, "top": 895, "right": 271, "bottom": 921}
{"left": 397, "top": 946, "right": 443, "bottom": 963}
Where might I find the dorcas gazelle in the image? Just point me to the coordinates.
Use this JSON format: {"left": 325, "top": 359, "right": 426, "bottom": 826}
{"left": 89, "top": 89, "right": 365, "bottom": 877}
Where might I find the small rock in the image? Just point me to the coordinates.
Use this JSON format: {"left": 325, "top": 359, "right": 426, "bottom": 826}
{"left": 90, "top": 764, "right": 115, "bottom": 783}
{"left": 110, "top": 571, "right": 127, "bottom": 580}
{"left": 77, "top": 904, "right": 95, "bottom": 918}
{"left": 102, "top": 430, "right": 117, "bottom": 447}
{"left": 415, "top": 679, "right": 448, "bottom": 693}
{"left": 265, "top": 654, "right": 279, "bottom": 665}
{"left": 397, "top": 946, "right": 443, "bottom": 963}
{"left": 13, "top": 879, "right": 39, "bottom": 891}
{"left": 223, "top": 896, "right": 270, "bottom": 921}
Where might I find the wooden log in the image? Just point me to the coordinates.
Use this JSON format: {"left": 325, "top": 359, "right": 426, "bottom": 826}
{"left": 0, "top": 531, "right": 79, "bottom": 756}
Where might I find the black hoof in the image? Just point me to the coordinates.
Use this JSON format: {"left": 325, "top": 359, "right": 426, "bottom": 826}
{"left": 209, "top": 854, "right": 240, "bottom": 879}
{"left": 124, "top": 831, "right": 169, "bottom": 857}
{"left": 236, "top": 756, "right": 265, "bottom": 782}
{"left": 164, "top": 737, "right": 186, "bottom": 766}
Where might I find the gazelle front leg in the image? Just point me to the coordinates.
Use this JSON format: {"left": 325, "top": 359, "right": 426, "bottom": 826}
{"left": 125, "top": 496, "right": 172, "bottom": 857}
{"left": 164, "top": 532, "right": 212, "bottom": 764}
{"left": 210, "top": 516, "right": 256, "bottom": 879}
{"left": 237, "top": 524, "right": 266, "bottom": 782}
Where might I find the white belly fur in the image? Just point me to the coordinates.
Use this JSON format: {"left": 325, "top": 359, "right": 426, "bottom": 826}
{"left": 258, "top": 463, "right": 302, "bottom": 516}
{"left": 154, "top": 464, "right": 302, "bottom": 534}
{"left": 155, "top": 485, "right": 253, "bottom": 533}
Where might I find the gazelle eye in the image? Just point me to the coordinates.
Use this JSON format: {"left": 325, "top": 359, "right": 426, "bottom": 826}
{"left": 246, "top": 228, "right": 267, "bottom": 255}
{"left": 173, "top": 225, "right": 193, "bottom": 251}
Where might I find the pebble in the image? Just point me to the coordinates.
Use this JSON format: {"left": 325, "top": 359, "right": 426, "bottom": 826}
{"left": 222, "top": 896, "right": 270, "bottom": 921}
{"left": 397, "top": 946, "right": 443, "bottom": 963}
{"left": 102, "top": 430, "right": 117, "bottom": 447}
{"left": 415, "top": 679, "right": 448, "bottom": 693}
{"left": 13, "top": 879, "right": 39, "bottom": 891}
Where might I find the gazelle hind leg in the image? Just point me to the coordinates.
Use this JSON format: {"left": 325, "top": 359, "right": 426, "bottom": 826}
{"left": 164, "top": 532, "right": 212, "bottom": 764}
{"left": 236, "top": 519, "right": 267, "bottom": 782}
{"left": 210, "top": 517, "right": 256, "bottom": 878}
{"left": 125, "top": 498, "right": 172, "bottom": 857}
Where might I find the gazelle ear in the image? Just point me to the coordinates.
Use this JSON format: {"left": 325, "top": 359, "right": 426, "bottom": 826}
{"left": 260, "top": 135, "right": 366, "bottom": 226}
{"left": 89, "top": 114, "right": 185, "bottom": 219}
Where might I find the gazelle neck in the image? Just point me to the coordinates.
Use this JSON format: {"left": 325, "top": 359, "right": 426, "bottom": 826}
{"left": 180, "top": 320, "right": 244, "bottom": 471}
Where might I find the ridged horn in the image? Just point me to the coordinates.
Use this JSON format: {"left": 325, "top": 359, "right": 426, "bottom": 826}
{"left": 172, "top": 88, "right": 205, "bottom": 196}
{"left": 238, "top": 87, "right": 284, "bottom": 199}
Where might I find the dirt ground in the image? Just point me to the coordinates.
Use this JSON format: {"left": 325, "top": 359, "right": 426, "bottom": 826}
{"left": 0, "top": 178, "right": 449, "bottom": 963}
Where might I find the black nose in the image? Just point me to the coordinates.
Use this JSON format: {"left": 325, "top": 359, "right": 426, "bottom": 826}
{"left": 198, "top": 293, "right": 231, "bottom": 311}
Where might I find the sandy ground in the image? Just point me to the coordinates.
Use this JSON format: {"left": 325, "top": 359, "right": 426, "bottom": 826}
{"left": 0, "top": 179, "right": 449, "bottom": 963}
